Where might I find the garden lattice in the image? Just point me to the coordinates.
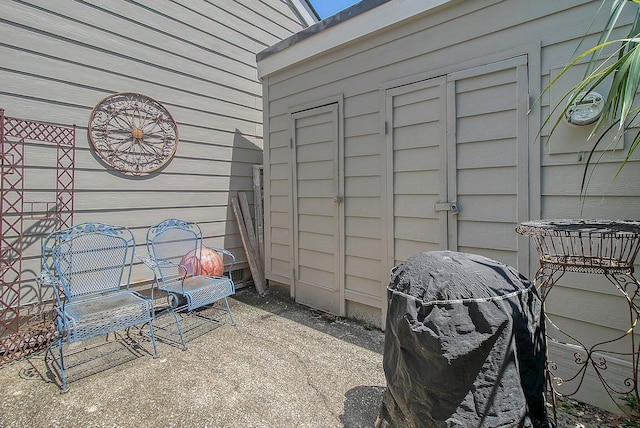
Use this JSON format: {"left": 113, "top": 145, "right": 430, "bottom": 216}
{"left": 0, "top": 109, "right": 75, "bottom": 365}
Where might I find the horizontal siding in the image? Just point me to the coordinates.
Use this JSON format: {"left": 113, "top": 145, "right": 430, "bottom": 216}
{"left": 517, "top": 1, "right": 638, "bottom": 412}
{"left": 345, "top": 255, "right": 382, "bottom": 283}
{"left": 3, "top": 3, "right": 259, "bottom": 94}
{"left": 456, "top": 221, "right": 517, "bottom": 251}
{"left": 1, "top": 0, "right": 307, "bottom": 298}
{"left": 262, "top": 2, "right": 640, "bottom": 410}
{"left": 546, "top": 286, "right": 636, "bottom": 337}
{"left": 264, "top": 0, "right": 640, "bottom": 348}
{"left": 345, "top": 275, "right": 383, "bottom": 298}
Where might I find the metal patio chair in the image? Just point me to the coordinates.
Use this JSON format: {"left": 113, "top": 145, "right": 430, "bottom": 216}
{"left": 141, "top": 218, "right": 235, "bottom": 350}
{"left": 38, "top": 222, "right": 158, "bottom": 392}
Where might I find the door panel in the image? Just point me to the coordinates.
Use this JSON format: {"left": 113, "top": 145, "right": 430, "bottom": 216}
{"left": 386, "top": 77, "right": 448, "bottom": 266}
{"left": 447, "top": 56, "right": 529, "bottom": 269}
{"left": 291, "top": 104, "right": 342, "bottom": 314}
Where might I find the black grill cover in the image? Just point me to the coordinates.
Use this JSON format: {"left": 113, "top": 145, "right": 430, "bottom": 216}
{"left": 379, "top": 251, "right": 549, "bottom": 428}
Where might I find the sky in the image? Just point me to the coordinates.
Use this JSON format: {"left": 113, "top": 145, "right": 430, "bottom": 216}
{"left": 308, "top": 0, "right": 361, "bottom": 19}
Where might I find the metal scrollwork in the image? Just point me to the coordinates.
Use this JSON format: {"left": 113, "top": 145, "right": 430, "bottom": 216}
{"left": 517, "top": 219, "right": 640, "bottom": 414}
{"left": 88, "top": 93, "right": 179, "bottom": 175}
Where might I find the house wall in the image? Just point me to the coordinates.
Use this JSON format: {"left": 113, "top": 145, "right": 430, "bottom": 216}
{"left": 259, "top": 0, "right": 640, "bottom": 412}
{"left": 0, "top": 0, "right": 309, "bottom": 305}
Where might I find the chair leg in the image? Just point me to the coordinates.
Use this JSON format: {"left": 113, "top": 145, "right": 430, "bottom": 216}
{"left": 57, "top": 335, "right": 68, "bottom": 393}
{"left": 147, "top": 319, "right": 159, "bottom": 358}
{"left": 223, "top": 297, "right": 235, "bottom": 326}
{"left": 52, "top": 316, "right": 69, "bottom": 392}
{"left": 172, "top": 310, "right": 187, "bottom": 350}
{"left": 166, "top": 292, "right": 188, "bottom": 350}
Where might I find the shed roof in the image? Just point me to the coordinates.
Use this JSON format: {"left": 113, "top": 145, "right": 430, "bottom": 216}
{"left": 257, "top": 0, "right": 458, "bottom": 78}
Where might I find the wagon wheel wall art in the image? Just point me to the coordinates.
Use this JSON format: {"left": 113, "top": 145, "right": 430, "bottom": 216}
{"left": 88, "top": 93, "right": 179, "bottom": 176}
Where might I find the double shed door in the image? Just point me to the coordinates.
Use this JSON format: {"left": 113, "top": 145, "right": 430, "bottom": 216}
{"left": 387, "top": 56, "right": 530, "bottom": 271}
{"left": 287, "top": 56, "right": 531, "bottom": 317}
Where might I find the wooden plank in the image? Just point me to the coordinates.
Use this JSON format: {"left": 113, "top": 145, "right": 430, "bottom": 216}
{"left": 238, "top": 192, "right": 263, "bottom": 273}
{"left": 238, "top": 190, "right": 267, "bottom": 295}
{"left": 252, "top": 165, "right": 265, "bottom": 264}
{"left": 231, "top": 195, "right": 266, "bottom": 295}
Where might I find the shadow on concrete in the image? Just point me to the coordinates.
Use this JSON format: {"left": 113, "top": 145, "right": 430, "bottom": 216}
{"left": 19, "top": 304, "right": 231, "bottom": 391}
{"left": 34, "top": 332, "right": 152, "bottom": 391}
{"left": 149, "top": 304, "right": 230, "bottom": 350}
{"left": 340, "top": 385, "right": 386, "bottom": 427}
{"left": 0, "top": 285, "right": 388, "bottom": 426}
{"left": 232, "top": 286, "right": 385, "bottom": 355}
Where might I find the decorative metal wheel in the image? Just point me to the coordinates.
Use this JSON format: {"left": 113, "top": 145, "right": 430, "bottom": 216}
{"left": 88, "top": 93, "right": 179, "bottom": 176}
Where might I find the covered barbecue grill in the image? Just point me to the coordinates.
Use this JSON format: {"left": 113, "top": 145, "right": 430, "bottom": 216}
{"left": 378, "top": 251, "right": 550, "bottom": 427}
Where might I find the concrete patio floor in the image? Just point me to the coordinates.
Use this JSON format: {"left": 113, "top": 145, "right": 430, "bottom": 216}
{"left": 0, "top": 286, "right": 386, "bottom": 427}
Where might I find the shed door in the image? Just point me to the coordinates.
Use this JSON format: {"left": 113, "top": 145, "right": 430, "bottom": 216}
{"left": 387, "top": 56, "right": 529, "bottom": 271}
{"left": 291, "top": 104, "right": 343, "bottom": 315}
{"left": 447, "top": 56, "right": 529, "bottom": 269}
{"left": 386, "top": 77, "right": 448, "bottom": 266}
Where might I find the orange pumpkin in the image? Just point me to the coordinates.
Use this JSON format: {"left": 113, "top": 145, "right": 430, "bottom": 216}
{"left": 179, "top": 248, "right": 224, "bottom": 277}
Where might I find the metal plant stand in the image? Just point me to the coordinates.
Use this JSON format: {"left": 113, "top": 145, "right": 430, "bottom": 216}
{"left": 517, "top": 219, "right": 640, "bottom": 414}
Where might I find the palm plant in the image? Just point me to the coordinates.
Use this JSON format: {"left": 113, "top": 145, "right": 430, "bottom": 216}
{"left": 541, "top": 0, "right": 640, "bottom": 193}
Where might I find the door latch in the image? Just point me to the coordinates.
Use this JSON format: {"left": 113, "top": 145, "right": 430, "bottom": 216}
{"left": 334, "top": 196, "right": 344, "bottom": 204}
{"left": 434, "top": 201, "right": 460, "bottom": 215}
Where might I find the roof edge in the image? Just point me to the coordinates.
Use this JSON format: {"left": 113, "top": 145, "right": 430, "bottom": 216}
{"left": 257, "top": 0, "right": 391, "bottom": 62}
{"left": 257, "top": 0, "right": 457, "bottom": 79}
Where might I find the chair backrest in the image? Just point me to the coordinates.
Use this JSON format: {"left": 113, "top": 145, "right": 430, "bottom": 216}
{"left": 42, "top": 223, "right": 135, "bottom": 301}
{"left": 146, "top": 219, "right": 202, "bottom": 280}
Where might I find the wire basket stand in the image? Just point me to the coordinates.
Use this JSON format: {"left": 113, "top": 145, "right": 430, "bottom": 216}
{"left": 517, "top": 219, "right": 640, "bottom": 415}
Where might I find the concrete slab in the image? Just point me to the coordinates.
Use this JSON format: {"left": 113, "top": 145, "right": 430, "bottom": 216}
{"left": 0, "top": 287, "right": 386, "bottom": 427}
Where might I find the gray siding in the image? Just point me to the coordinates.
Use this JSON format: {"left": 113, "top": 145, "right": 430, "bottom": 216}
{"left": 260, "top": 0, "right": 640, "bottom": 411}
{"left": 0, "top": 0, "right": 308, "bottom": 302}
{"left": 263, "top": 0, "right": 639, "bottom": 312}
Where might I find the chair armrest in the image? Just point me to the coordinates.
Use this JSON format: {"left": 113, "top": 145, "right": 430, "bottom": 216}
{"left": 204, "top": 246, "right": 235, "bottom": 280}
{"left": 208, "top": 247, "right": 235, "bottom": 262}
{"left": 137, "top": 254, "right": 157, "bottom": 269}
{"left": 37, "top": 271, "right": 59, "bottom": 288}
{"left": 137, "top": 254, "right": 179, "bottom": 270}
{"left": 138, "top": 254, "right": 187, "bottom": 295}
{"left": 37, "top": 271, "right": 65, "bottom": 307}
{"left": 205, "top": 247, "right": 235, "bottom": 265}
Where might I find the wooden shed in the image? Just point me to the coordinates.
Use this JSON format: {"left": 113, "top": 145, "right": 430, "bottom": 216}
{"left": 258, "top": 0, "right": 640, "bottom": 411}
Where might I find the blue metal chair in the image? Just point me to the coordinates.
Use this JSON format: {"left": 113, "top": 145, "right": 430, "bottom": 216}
{"left": 38, "top": 223, "right": 158, "bottom": 392}
{"left": 142, "top": 219, "right": 235, "bottom": 350}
